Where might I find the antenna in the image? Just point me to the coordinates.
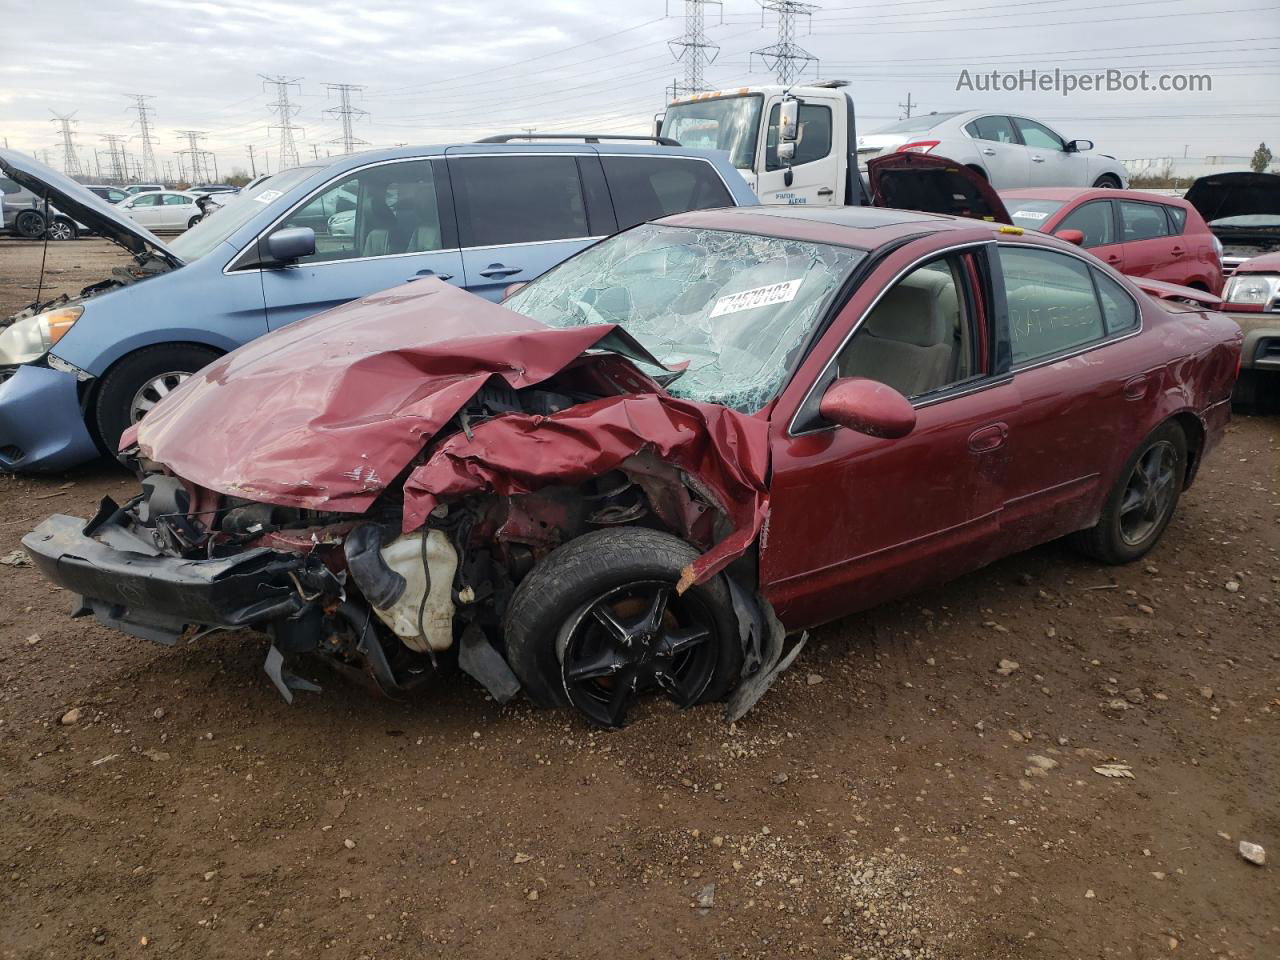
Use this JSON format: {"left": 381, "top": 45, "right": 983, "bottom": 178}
{"left": 261, "top": 74, "right": 304, "bottom": 171}
{"left": 666, "top": 1, "right": 722, "bottom": 101}
{"left": 49, "top": 111, "right": 84, "bottom": 177}
{"left": 126, "top": 94, "right": 160, "bottom": 181}
{"left": 323, "top": 83, "right": 369, "bottom": 155}
{"left": 751, "top": 1, "right": 820, "bottom": 86}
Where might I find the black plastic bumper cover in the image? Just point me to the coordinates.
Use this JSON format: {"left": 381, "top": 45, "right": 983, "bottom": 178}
{"left": 22, "top": 514, "right": 308, "bottom": 644}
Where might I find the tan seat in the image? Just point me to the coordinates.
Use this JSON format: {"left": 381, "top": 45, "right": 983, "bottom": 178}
{"left": 361, "top": 229, "right": 391, "bottom": 257}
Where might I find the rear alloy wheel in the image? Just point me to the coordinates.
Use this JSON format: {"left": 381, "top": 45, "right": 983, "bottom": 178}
{"left": 1093, "top": 175, "right": 1122, "bottom": 189}
{"left": 93, "top": 344, "right": 221, "bottom": 460}
{"left": 47, "top": 219, "right": 77, "bottom": 241}
{"left": 187, "top": 215, "right": 202, "bottom": 229}
{"left": 504, "top": 527, "right": 742, "bottom": 726}
{"left": 14, "top": 210, "right": 46, "bottom": 239}
{"left": 1071, "top": 421, "right": 1186, "bottom": 564}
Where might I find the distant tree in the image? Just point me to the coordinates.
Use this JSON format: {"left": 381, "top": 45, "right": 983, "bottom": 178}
{"left": 225, "top": 168, "right": 251, "bottom": 187}
{"left": 1252, "top": 142, "right": 1273, "bottom": 173}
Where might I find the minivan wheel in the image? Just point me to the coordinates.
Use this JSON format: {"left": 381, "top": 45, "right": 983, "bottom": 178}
{"left": 504, "top": 528, "right": 742, "bottom": 727}
{"left": 1093, "top": 174, "right": 1122, "bottom": 189}
{"left": 93, "top": 345, "right": 221, "bottom": 460}
{"left": 1071, "top": 421, "right": 1186, "bottom": 564}
{"left": 14, "top": 210, "right": 46, "bottom": 239}
{"left": 48, "top": 219, "right": 77, "bottom": 241}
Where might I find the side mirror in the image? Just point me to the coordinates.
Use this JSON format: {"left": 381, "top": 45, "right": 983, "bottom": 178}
{"left": 265, "top": 226, "right": 316, "bottom": 263}
{"left": 1065, "top": 139, "right": 1093, "bottom": 153}
{"left": 819, "top": 377, "right": 916, "bottom": 439}
{"left": 1054, "top": 228, "right": 1085, "bottom": 246}
{"left": 779, "top": 99, "right": 800, "bottom": 143}
{"left": 777, "top": 141, "right": 797, "bottom": 164}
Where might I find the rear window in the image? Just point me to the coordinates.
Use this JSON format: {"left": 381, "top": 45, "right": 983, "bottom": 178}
{"left": 1006, "top": 198, "right": 1067, "bottom": 230}
{"left": 601, "top": 157, "right": 733, "bottom": 231}
{"left": 870, "top": 112, "right": 962, "bottom": 136}
{"left": 451, "top": 156, "right": 589, "bottom": 247}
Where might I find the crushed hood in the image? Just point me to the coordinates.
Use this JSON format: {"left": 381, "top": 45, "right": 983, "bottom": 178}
{"left": 128, "top": 280, "right": 678, "bottom": 511}
{"left": 0, "top": 149, "right": 181, "bottom": 262}
{"left": 1184, "top": 171, "right": 1280, "bottom": 223}
{"left": 866, "top": 152, "right": 1012, "bottom": 224}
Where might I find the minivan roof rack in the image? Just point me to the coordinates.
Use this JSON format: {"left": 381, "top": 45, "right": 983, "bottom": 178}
{"left": 476, "top": 133, "right": 681, "bottom": 146}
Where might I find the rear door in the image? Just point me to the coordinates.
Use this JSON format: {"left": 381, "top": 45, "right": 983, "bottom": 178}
{"left": 160, "top": 193, "right": 196, "bottom": 230}
{"left": 253, "top": 156, "right": 465, "bottom": 329}
{"left": 599, "top": 154, "right": 735, "bottom": 230}
{"left": 756, "top": 97, "right": 841, "bottom": 204}
{"left": 963, "top": 115, "right": 1029, "bottom": 186}
{"left": 1116, "top": 198, "right": 1177, "bottom": 281}
{"left": 448, "top": 153, "right": 604, "bottom": 301}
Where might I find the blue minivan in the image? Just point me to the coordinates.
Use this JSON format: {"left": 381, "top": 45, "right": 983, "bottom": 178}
{"left": 0, "top": 143, "right": 756, "bottom": 471}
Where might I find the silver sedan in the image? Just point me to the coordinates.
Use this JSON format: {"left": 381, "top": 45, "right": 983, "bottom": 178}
{"left": 856, "top": 110, "right": 1129, "bottom": 189}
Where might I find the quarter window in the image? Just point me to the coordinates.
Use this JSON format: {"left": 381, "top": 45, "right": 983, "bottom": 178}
{"left": 1011, "top": 117, "right": 1066, "bottom": 151}
{"left": 1119, "top": 200, "right": 1170, "bottom": 241}
{"left": 1095, "top": 271, "right": 1139, "bottom": 334}
{"left": 451, "top": 156, "right": 588, "bottom": 247}
{"left": 836, "top": 255, "right": 977, "bottom": 399}
{"left": 275, "top": 159, "right": 443, "bottom": 264}
{"left": 602, "top": 157, "right": 733, "bottom": 231}
{"left": 1057, "top": 201, "right": 1115, "bottom": 247}
{"left": 1000, "top": 247, "right": 1106, "bottom": 364}
{"left": 965, "top": 115, "right": 1018, "bottom": 144}
{"left": 1165, "top": 205, "right": 1187, "bottom": 234}
{"left": 764, "top": 103, "right": 833, "bottom": 170}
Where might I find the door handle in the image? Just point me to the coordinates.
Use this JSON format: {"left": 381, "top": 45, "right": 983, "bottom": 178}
{"left": 817, "top": 187, "right": 834, "bottom": 196}
{"left": 981, "top": 148, "right": 996, "bottom": 156}
{"left": 479, "top": 263, "right": 521, "bottom": 279}
{"left": 1170, "top": 246, "right": 1185, "bottom": 257}
{"left": 1031, "top": 155, "right": 1045, "bottom": 163}
{"left": 968, "top": 422, "right": 1009, "bottom": 453}
{"left": 1124, "top": 375, "right": 1149, "bottom": 401}
{"left": 1105, "top": 254, "right": 1122, "bottom": 264}
{"left": 407, "top": 269, "right": 454, "bottom": 282}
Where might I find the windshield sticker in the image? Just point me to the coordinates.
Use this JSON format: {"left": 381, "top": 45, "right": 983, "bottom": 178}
{"left": 709, "top": 278, "right": 804, "bottom": 318}
{"left": 1013, "top": 210, "right": 1049, "bottom": 221}
{"left": 254, "top": 189, "right": 283, "bottom": 204}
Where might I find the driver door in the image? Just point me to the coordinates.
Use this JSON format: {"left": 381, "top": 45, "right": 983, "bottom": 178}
{"left": 755, "top": 98, "right": 841, "bottom": 205}
{"left": 761, "top": 243, "right": 1018, "bottom": 629}
{"left": 1012, "top": 117, "right": 1087, "bottom": 187}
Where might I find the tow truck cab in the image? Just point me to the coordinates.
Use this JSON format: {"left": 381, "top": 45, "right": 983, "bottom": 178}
{"left": 659, "top": 81, "right": 866, "bottom": 207}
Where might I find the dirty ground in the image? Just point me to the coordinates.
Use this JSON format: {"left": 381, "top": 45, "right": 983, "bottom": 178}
{"left": 1, "top": 238, "right": 1277, "bottom": 959}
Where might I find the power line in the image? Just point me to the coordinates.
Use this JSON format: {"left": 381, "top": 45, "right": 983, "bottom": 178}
{"left": 667, "top": 1, "right": 722, "bottom": 100}
{"left": 898, "top": 92, "right": 916, "bottom": 119}
{"left": 751, "top": 1, "right": 819, "bottom": 85}
{"left": 49, "top": 111, "right": 83, "bottom": 177}
{"left": 261, "top": 74, "right": 304, "bottom": 171}
{"left": 126, "top": 94, "right": 160, "bottom": 181}
{"left": 323, "top": 83, "right": 369, "bottom": 154}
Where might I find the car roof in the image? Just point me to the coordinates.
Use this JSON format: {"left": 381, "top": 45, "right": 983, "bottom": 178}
{"left": 1000, "top": 187, "right": 1189, "bottom": 206}
{"left": 660, "top": 203, "right": 1013, "bottom": 249}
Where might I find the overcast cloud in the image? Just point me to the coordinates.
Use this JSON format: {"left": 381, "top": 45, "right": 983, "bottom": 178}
{"left": 2, "top": 0, "right": 1277, "bottom": 178}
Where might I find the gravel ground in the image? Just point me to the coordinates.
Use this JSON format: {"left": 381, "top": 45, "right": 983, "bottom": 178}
{"left": 1, "top": 238, "right": 1277, "bottom": 960}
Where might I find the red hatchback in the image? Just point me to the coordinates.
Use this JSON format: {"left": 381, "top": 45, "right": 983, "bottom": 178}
{"left": 1000, "top": 188, "right": 1224, "bottom": 294}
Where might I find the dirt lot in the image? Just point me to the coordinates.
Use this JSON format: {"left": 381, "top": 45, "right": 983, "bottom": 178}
{"left": 1, "top": 238, "right": 1277, "bottom": 960}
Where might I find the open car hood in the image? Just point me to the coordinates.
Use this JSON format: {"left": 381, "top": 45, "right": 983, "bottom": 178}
{"left": 0, "top": 149, "right": 181, "bottom": 263}
{"left": 866, "top": 152, "right": 1012, "bottom": 225}
{"left": 1184, "top": 171, "right": 1280, "bottom": 224}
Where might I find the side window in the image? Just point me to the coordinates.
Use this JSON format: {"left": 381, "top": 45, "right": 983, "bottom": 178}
{"left": 1095, "top": 271, "right": 1139, "bottom": 334}
{"left": 276, "top": 159, "right": 442, "bottom": 264}
{"left": 109, "top": 189, "right": 128, "bottom": 203}
{"left": 1118, "top": 200, "right": 1170, "bottom": 242}
{"left": 764, "top": 103, "right": 833, "bottom": 171}
{"left": 162, "top": 194, "right": 190, "bottom": 205}
{"left": 601, "top": 157, "right": 733, "bottom": 231}
{"left": 0, "top": 177, "right": 21, "bottom": 196}
{"left": 131, "top": 194, "right": 161, "bottom": 207}
{"left": 835, "top": 255, "right": 977, "bottom": 399}
{"left": 967, "top": 115, "right": 1017, "bottom": 143}
{"left": 451, "top": 156, "right": 588, "bottom": 247}
{"left": 1058, "top": 201, "right": 1115, "bottom": 247}
{"left": 1012, "top": 117, "right": 1066, "bottom": 151}
{"left": 1000, "top": 247, "right": 1106, "bottom": 364}
{"left": 1165, "top": 205, "right": 1187, "bottom": 234}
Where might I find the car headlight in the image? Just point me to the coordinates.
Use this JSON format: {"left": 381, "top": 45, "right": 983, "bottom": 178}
{"left": 0, "top": 306, "right": 84, "bottom": 364}
{"left": 1223, "top": 275, "right": 1280, "bottom": 308}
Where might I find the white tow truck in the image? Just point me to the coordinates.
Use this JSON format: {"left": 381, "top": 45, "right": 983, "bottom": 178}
{"left": 659, "top": 80, "right": 868, "bottom": 207}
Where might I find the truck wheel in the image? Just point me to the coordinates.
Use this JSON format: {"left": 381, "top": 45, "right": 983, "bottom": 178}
{"left": 14, "top": 210, "right": 47, "bottom": 239}
{"left": 504, "top": 528, "right": 742, "bottom": 727}
{"left": 93, "top": 345, "right": 221, "bottom": 459}
{"left": 1070, "top": 421, "right": 1186, "bottom": 564}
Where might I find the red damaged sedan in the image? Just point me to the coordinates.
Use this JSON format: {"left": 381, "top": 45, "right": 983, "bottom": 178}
{"left": 23, "top": 206, "right": 1241, "bottom": 727}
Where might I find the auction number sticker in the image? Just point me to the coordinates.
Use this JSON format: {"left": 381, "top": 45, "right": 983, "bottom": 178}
{"left": 1012, "top": 210, "right": 1048, "bottom": 221}
{"left": 709, "top": 278, "right": 804, "bottom": 318}
{"left": 254, "top": 189, "right": 283, "bottom": 204}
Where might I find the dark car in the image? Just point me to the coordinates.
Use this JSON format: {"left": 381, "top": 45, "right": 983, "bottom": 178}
{"left": 24, "top": 205, "right": 1241, "bottom": 726}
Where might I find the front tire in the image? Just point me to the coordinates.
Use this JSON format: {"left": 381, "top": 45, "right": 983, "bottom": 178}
{"left": 1093, "top": 174, "right": 1122, "bottom": 189}
{"left": 504, "top": 528, "right": 743, "bottom": 726}
{"left": 93, "top": 344, "right": 221, "bottom": 459}
{"left": 1071, "top": 421, "right": 1186, "bottom": 564}
{"left": 47, "top": 219, "right": 77, "bottom": 241}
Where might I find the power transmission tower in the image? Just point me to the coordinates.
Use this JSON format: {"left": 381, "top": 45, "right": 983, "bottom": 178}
{"left": 49, "top": 111, "right": 84, "bottom": 177}
{"left": 323, "top": 83, "right": 369, "bottom": 154}
{"left": 751, "top": 1, "right": 819, "bottom": 86}
{"left": 666, "top": 1, "right": 722, "bottom": 101}
{"left": 176, "top": 130, "right": 210, "bottom": 183}
{"left": 261, "top": 74, "right": 304, "bottom": 171}
{"left": 246, "top": 144, "right": 257, "bottom": 177}
{"left": 101, "top": 134, "right": 129, "bottom": 182}
{"left": 898, "top": 93, "right": 916, "bottom": 119}
{"left": 126, "top": 94, "right": 160, "bottom": 181}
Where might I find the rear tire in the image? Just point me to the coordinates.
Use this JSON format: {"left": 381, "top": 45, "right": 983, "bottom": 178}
{"left": 1070, "top": 421, "right": 1186, "bottom": 564}
{"left": 93, "top": 344, "right": 221, "bottom": 459}
{"left": 187, "top": 215, "right": 202, "bottom": 229}
{"left": 14, "top": 209, "right": 46, "bottom": 239}
{"left": 1093, "top": 174, "right": 1122, "bottom": 189}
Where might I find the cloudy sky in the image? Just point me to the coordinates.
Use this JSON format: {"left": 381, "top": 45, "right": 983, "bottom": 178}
{"left": 3, "top": 0, "right": 1277, "bottom": 179}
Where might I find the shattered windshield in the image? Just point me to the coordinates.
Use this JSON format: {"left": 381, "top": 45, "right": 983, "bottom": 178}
{"left": 504, "top": 223, "right": 863, "bottom": 412}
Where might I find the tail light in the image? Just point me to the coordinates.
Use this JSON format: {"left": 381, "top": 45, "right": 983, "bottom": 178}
{"left": 897, "top": 140, "right": 940, "bottom": 154}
